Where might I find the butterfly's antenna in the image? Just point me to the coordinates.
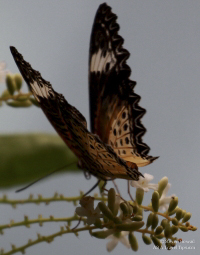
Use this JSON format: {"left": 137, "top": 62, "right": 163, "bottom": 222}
{"left": 83, "top": 179, "right": 101, "bottom": 197}
{"left": 15, "top": 162, "right": 76, "bottom": 193}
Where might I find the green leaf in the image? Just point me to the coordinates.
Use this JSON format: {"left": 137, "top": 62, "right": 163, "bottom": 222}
{"left": 0, "top": 133, "right": 79, "bottom": 188}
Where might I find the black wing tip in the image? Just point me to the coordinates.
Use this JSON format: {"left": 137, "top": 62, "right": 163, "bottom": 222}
{"left": 10, "top": 46, "right": 17, "bottom": 55}
{"left": 149, "top": 156, "right": 159, "bottom": 163}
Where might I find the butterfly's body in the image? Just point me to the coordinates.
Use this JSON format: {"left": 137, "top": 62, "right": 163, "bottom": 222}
{"left": 10, "top": 3, "right": 158, "bottom": 182}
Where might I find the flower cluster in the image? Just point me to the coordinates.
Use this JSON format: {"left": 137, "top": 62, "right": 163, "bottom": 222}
{"left": 75, "top": 176, "right": 196, "bottom": 252}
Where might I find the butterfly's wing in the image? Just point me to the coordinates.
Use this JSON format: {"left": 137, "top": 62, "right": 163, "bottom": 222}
{"left": 10, "top": 46, "right": 142, "bottom": 181}
{"left": 89, "top": 3, "right": 158, "bottom": 167}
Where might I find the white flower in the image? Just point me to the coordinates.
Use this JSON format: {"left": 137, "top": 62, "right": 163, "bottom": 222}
{"left": 75, "top": 196, "right": 102, "bottom": 225}
{"left": 106, "top": 231, "right": 130, "bottom": 252}
{"left": 159, "top": 183, "right": 175, "bottom": 211}
{"left": 131, "top": 173, "right": 158, "bottom": 192}
{"left": 0, "top": 62, "right": 9, "bottom": 83}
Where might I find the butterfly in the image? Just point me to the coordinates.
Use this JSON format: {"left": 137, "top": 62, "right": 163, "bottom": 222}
{"left": 10, "top": 3, "right": 158, "bottom": 183}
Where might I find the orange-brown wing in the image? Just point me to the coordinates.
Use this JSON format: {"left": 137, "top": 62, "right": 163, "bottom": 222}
{"left": 89, "top": 3, "right": 158, "bottom": 167}
{"left": 10, "top": 46, "right": 142, "bottom": 181}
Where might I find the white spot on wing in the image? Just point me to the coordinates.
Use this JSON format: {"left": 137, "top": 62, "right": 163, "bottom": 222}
{"left": 90, "top": 48, "right": 116, "bottom": 73}
{"left": 30, "top": 81, "right": 51, "bottom": 102}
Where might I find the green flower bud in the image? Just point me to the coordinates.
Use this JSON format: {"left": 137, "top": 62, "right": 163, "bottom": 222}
{"left": 152, "top": 214, "right": 159, "bottom": 229}
{"left": 172, "top": 218, "right": 179, "bottom": 226}
{"left": 127, "top": 203, "right": 133, "bottom": 215}
{"left": 182, "top": 212, "right": 191, "bottom": 223}
{"left": 161, "top": 219, "right": 168, "bottom": 229}
{"left": 132, "top": 205, "right": 138, "bottom": 214}
{"left": 120, "top": 202, "right": 129, "bottom": 216}
{"left": 6, "top": 100, "right": 32, "bottom": 107}
{"left": 129, "top": 232, "right": 138, "bottom": 251}
{"left": 1, "top": 89, "right": 10, "bottom": 99}
{"left": 151, "top": 236, "right": 162, "bottom": 249}
{"left": 157, "top": 176, "right": 168, "bottom": 197}
{"left": 168, "top": 206, "right": 179, "bottom": 216}
{"left": 136, "top": 207, "right": 143, "bottom": 217}
{"left": 176, "top": 208, "right": 183, "bottom": 220}
{"left": 155, "top": 226, "right": 163, "bottom": 235}
{"left": 142, "top": 234, "right": 152, "bottom": 245}
{"left": 164, "top": 223, "right": 172, "bottom": 238}
{"left": 103, "top": 216, "right": 109, "bottom": 223}
{"left": 181, "top": 210, "right": 186, "bottom": 217}
{"left": 98, "top": 180, "right": 106, "bottom": 193}
{"left": 179, "top": 226, "right": 188, "bottom": 232}
{"left": 14, "top": 74, "right": 23, "bottom": 91}
{"left": 108, "top": 188, "right": 116, "bottom": 214}
{"left": 136, "top": 188, "right": 144, "bottom": 205}
{"left": 30, "top": 97, "right": 40, "bottom": 107}
{"left": 171, "top": 225, "right": 179, "bottom": 235}
{"left": 132, "top": 215, "right": 143, "bottom": 221}
{"left": 152, "top": 191, "right": 159, "bottom": 212}
{"left": 146, "top": 213, "right": 153, "bottom": 228}
{"left": 6, "top": 74, "right": 16, "bottom": 95}
{"left": 168, "top": 197, "right": 178, "bottom": 213}
{"left": 98, "top": 202, "right": 114, "bottom": 221}
{"left": 92, "top": 229, "right": 114, "bottom": 239}
{"left": 16, "top": 95, "right": 29, "bottom": 101}
{"left": 116, "top": 221, "right": 144, "bottom": 231}
{"left": 113, "top": 216, "right": 122, "bottom": 224}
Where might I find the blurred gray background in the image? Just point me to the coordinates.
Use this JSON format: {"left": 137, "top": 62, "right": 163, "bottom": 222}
{"left": 0, "top": 0, "right": 199, "bottom": 254}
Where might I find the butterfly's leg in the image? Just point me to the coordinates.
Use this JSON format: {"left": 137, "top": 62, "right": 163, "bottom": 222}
{"left": 127, "top": 180, "right": 135, "bottom": 202}
{"left": 83, "top": 179, "right": 101, "bottom": 197}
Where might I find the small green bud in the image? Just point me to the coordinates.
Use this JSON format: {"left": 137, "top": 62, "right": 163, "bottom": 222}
{"left": 92, "top": 229, "right": 114, "bottom": 239}
{"left": 120, "top": 202, "right": 129, "bottom": 215}
{"left": 6, "top": 74, "right": 16, "bottom": 95}
{"left": 171, "top": 225, "right": 179, "bottom": 235}
{"left": 182, "top": 212, "right": 191, "bottom": 223}
{"left": 179, "top": 226, "right": 188, "bottom": 232}
{"left": 98, "top": 180, "right": 106, "bottom": 193}
{"left": 108, "top": 188, "right": 116, "bottom": 214}
{"left": 164, "top": 223, "right": 172, "bottom": 238}
{"left": 136, "top": 207, "right": 143, "bottom": 217}
{"left": 1, "top": 89, "right": 10, "bottom": 99}
{"left": 127, "top": 203, "right": 133, "bottom": 215}
{"left": 172, "top": 218, "right": 179, "bottom": 226}
{"left": 168, "top": 206, "right": 179, "bottom": 216}
{"left": 161, "top": 219, "right": 168, "bottom": 229}
{"left": 132, "top": 215, "right": 143, "bottom": 221}
{"left": 168, "top": 197, "right": 178, "bottom": 213}
{"left": 116, "top": 221, "right": 144, "bottom": 231}
{"left": 152, "top": 214, "right": 159, "bottom": 229}
{"left": 103, "top": 215, "right": 109, "bottom": 223}
{"left": 146, "top": 213, "right": 153, "bottom": 228}
{"left": 155, "top": 226, "right": 163, "bottom": 235}
{"left": 129, "top": 232, "right": 138, "bottom": 251}
{"left": 6, "top": 100, "right": 32, "bottom": 108}
{"left": 142, "top": 234, "right": 152, "bottom": 245}
{"left": 157, "top": 176, "right": 168, "bottom": 197}
{"left": 132, "top": 205, "right": 138, "bottom": 214}
{"left": 152, "top": 191, "right": 159, "bottom": 212}
{"left": 175, "top": 208, "right": 183, "bottom": 220}
{"left": 14, "top": 74, "right": 23, "bottom": 91}
{"left": 136, "top": 188, "right": 144, "bottom": 205}
{"left": 113, "top": 217, "right": 122, "bottom": 224}
{"left": 15, "top": 95, "right": 29, "bottom": 101}
{"left": 181, "top": 210, "right": 186, "bottom": 217}
{"left": 98, "top": 202, "right": 114, "bottom": 221}
{"left": 151, "top": 236, "right": 162, "bottom": 249}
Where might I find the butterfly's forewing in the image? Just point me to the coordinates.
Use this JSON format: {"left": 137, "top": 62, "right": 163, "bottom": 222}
{"left": 10, "top": 46, "right": 142, "bottom": 181}
{"left": 89, "top": 3, "right": 158, "bottom": 167}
